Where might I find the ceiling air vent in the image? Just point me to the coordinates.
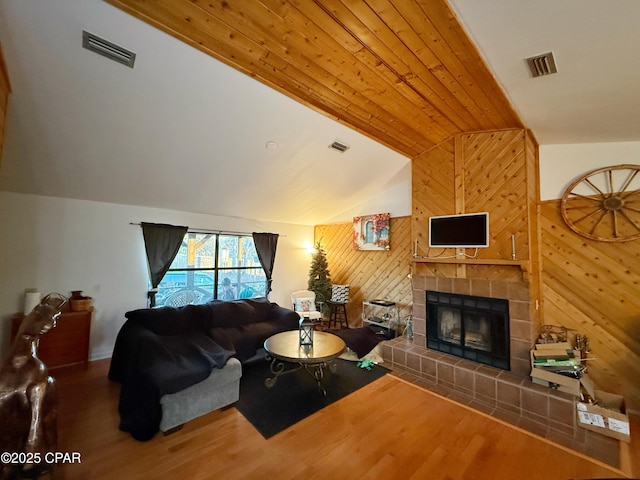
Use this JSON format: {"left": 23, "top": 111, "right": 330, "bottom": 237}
{"left": 82, "top": 31, "right": 136, "bottom": 68}
{"left": 329, "top": 140, "right": 350, "bottom": 153}
{"left": 526, "top": 52, "right": 557, "bottom": 77}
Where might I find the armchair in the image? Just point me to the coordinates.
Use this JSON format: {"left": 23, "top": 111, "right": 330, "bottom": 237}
{"left": 291, "top": 290, "right": 322, "bottom": 323}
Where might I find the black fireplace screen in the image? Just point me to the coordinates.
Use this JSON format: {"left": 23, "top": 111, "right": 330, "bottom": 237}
{"left": 426, "top": 291, "right": 510, "bottom": 370}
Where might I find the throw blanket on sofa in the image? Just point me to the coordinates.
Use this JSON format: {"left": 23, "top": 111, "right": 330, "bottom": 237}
{"left": 118, "top": 330, "right": 233, "bottom": 441}
{"left": 110, "top": 298, "right": 300, "bottom": 440}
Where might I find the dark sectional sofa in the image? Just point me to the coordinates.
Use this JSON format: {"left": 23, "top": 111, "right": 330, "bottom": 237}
{"left": 108, "top": 297, "right": 299, "bottom": 440}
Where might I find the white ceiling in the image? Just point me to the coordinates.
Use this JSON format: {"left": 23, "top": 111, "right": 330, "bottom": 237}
{"left": 448, "top": 0, "right": 640, "bottom": 145}
{"left": 1, "top": 0, "right": 639, "bottom": 226}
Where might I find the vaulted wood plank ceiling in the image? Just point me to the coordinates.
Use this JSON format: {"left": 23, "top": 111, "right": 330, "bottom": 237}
{"left": 107, "top": 0, "right": 524, "bottom": 158}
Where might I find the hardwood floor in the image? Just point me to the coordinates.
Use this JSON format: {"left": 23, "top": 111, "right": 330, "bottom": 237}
{"left": 47, "top": 359, "right": 636, "bottom": 479}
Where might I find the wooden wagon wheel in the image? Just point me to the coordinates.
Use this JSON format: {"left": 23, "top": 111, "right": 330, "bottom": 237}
{"left": 560, "top": 164, "right": 640, "bottom": 242}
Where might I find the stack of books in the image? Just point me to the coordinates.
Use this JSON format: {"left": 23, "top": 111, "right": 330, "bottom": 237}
{"left": 530, "top": 342, "right": 586, "bottom": 395}
{"left": 532, "top": 342, "right": 580, "bottom": 371}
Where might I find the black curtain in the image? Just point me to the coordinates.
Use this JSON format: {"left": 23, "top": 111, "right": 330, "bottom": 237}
{"left": 141, "top": 222, "right": 188, "bottom": 307}
{"left": 252, "top": 232, "right": 279, "bottom": 296}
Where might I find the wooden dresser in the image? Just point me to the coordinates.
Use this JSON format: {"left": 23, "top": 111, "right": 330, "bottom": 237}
{"left": 10, "top": 310, "right": 92, "bottom": 369}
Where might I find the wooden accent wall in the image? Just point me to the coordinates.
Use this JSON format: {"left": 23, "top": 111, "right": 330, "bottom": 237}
{"left": 412, "top": 137, "right": 455, "bottom": 256}
{"left": 540, "top": 200, "right": 640, "bottom": 412}
{"left": 107, "top": 0, "right": 523, "bottom": 159}
{"left": 314, "top": 216, "right": 413, "bottom": 326}
{"left": 0, "top": 43, "right": 11, "bottom": 166}
{"left": 315, "top": 129, "right": 540, "bottom": 326}
{"left": 412, "top": 129, "right": 540, "bottom": 290}
{"left": 317, "top": 130, "right": 640, "bottom": 412}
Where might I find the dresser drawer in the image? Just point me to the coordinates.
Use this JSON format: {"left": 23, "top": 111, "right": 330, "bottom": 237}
{"left": 11, "top": 310, "right": 92, "bottom": 369}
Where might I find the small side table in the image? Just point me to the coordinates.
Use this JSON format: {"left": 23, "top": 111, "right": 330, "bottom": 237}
{"left": 361, "top": 300, "right": 397, "bottom": 339}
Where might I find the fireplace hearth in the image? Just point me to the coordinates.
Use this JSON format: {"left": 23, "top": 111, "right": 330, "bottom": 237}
{"left": 426, "top": 290, "right": 510, "bottom": 370}
{"left": 382, "top": 277, "right": 620, "bottom": 468}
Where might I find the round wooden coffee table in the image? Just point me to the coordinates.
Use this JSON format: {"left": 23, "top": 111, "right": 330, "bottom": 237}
{"left": 263, "top": 330, "right": 346, "bottom": 395}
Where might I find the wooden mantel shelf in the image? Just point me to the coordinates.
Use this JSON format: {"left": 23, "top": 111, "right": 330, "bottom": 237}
{"left": 410, "top": 257, "right": 530, "bottom": 269}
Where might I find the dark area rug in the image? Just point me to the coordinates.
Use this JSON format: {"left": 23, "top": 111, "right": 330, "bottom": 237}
{"left": 236, "top": 358, "right": 389, "bottom": 438}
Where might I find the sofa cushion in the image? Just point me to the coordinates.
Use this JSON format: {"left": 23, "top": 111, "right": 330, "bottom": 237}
{"left": 207, "top": 297, "right": 273, "bottom": 328}
{"left": 207, "top": 325, "right": 255, "bottom": 362}
{"left": 208, "top": 319, "right": 297, "bottom": 362}
{"left": 125, "top": 303, "right": 214, "bottom": 336}
{"left": 140, "top": 332, "right": 233, "bottom": 394}
{"left": 159, "top": 357, "right": 242, "bottom": 432}
{"left": 117, "top": 331, "right": 234, "bottom": 441}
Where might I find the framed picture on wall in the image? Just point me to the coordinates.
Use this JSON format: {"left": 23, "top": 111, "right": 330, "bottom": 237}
{"left": 353, "top": 213, "right": 390, "bottom": 250}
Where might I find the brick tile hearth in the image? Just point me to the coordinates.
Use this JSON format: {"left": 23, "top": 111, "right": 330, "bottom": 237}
{"left": 382, "top": 337, "right": 620, "bottom": 468}
{"left": 381, "top": 274, "right": 622, "bottom": 468}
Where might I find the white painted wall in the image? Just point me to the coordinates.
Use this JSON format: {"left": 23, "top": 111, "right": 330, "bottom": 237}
{"left": 540, "top": 141, "right": 640, "bottom": 200}
{"left": 323, "top": 162, "right": 412, "bottom": 224}
{"left": 0, "top": 192, "right": 313, "bottom": 361}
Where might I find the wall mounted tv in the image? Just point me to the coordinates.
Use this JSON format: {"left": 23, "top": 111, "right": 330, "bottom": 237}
{"left": 428, "top": 212, "right": 489, "bottom": 248}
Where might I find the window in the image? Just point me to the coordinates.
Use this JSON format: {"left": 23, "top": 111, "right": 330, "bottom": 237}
{"left": 155, "top": 232, "right": 267, "bottom": 307}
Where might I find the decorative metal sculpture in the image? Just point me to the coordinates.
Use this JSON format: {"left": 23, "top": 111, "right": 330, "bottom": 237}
{"left": 403, "top": 316, "right": 414, "bottom": 339}
{"left": 0, "top": 293, "right": 66, "bottom": 480}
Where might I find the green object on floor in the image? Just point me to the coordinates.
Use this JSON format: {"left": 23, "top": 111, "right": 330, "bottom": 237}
{"left": 357, "top": 358, "right": 375, "bottom": 370}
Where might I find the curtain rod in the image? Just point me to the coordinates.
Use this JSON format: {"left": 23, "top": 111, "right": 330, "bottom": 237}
{"left": 129, "top": 222, "right": 285, "bottom": 237}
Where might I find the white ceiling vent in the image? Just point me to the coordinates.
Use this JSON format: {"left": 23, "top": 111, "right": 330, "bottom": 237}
{"left": 526, "top": 52, "right": 557, "bottom": 77}
{"left": 329, "top": 140, "right": 350, "bottom": 153}
{"left": 82, "top": 31, "right": 136, "bottom": 68}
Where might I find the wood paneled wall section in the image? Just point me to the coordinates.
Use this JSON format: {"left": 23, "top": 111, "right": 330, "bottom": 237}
{"left": 463, "top": 130, "right": 529, "bottom": 260}
{"left": 412, "top": 137, "right": 455, "bottom": 261}
{"left": 0, "top": 43, "right": 11, "bottom": 166}
{"left": 540, "top": 200, "right": 640, "bottom": 412}
{"left": 316, "top": 129, "right": 540, "bottom": 327}
{"left": 107, "top": 0, "right": 523, "bottom": 159}
{"left": 318, "top": 129, "right": 640, "bottom": 412}
{"left": 314, "top": 216, "right": 413, "bottom": 326}
{"left": 412, "top": 129, "right": 540, "bottom": 288}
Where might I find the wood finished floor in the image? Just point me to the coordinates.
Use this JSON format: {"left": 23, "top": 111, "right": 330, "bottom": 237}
{"left": 49, "top": 359, "right": 637, "bottom": 480}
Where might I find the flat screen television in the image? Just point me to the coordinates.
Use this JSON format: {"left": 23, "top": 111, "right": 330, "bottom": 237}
{"left": 428, "top": 212, "right": 489, "bottom": 248}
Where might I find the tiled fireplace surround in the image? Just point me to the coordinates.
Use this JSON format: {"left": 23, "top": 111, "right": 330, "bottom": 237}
{"left": 380, "top": 274, "right": 620, "bottom": 467}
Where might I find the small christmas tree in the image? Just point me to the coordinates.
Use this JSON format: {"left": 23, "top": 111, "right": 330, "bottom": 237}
{"left": 308, "top": 240, "right": 332, "bottom": 309}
